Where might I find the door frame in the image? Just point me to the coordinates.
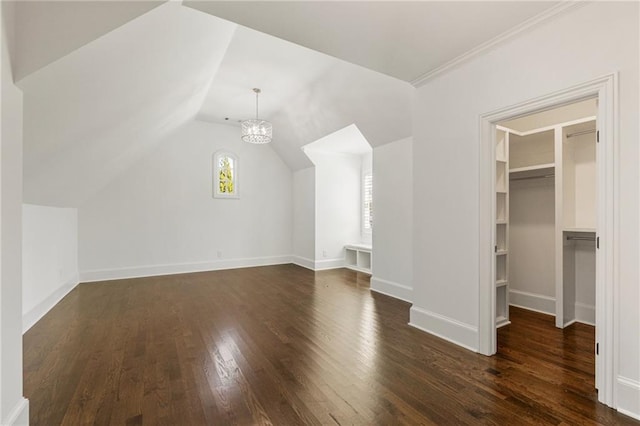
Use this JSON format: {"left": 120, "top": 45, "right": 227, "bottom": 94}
{"left": 477, "top": 73, "right": 618, "bottom": 408}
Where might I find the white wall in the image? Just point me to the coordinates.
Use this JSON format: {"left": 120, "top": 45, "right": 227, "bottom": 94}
{"left": 78, "top": 120, "right": 293, "bottom": 281}
{"left": 22, "top": 204, "right": 78, "bottom": 332}
{"left": 508, "top": 179, "right": 555, "bottom": 313}
{"left": 568, "top": 132, "right": 596, "bottom": 229}
{"left": 304, "top": 150, "right": 362, "bottom": 270}
{"left": 573, "top": 241, "right": 596, "bottom": 325}
{"left": 0, "top": 2, "right": 29, "bottom": 424}
{"left": 371, "top": 137, "right": 413, "bottom": 302}
{"left": 292, "top": 167, "right": 315, "bottom": 269}
{"left": 412, "top": 2, "right": 639, "bottom": 417}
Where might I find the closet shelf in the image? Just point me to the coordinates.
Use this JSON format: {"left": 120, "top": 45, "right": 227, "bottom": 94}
{"left": 496, "top": 280, "right": 508, "bottom": 288}
{"left": 496, "top": 250, "right": 508, "bottom": 256}
{"left": 496, "top": 220, "right": 507, "bottom": 225}
{"left": 509, "top": 163, "right": 555, "bottom": 174}
{"left": 563, "top": 227, "right": 595, "bottom": 233}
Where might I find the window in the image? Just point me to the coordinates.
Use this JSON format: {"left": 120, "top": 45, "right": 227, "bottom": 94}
{"left": 363, "top": 172, "right": 373, "bottom": 233}
{"left": 213, "top": 151, "right": 239, "bottom": 198}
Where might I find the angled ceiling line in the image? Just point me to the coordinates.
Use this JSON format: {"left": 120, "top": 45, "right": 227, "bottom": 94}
{"left": 411, "top": 1, "right": 586, "bottom": 87}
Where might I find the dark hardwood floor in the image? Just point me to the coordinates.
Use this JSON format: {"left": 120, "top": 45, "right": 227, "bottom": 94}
{"left": 24, "top": 265, "right": 638, "bottom": 425}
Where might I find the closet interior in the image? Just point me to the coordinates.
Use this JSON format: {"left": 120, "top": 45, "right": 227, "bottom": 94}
{"left": 494, "top": 99, "right": 597, "bottom": 329}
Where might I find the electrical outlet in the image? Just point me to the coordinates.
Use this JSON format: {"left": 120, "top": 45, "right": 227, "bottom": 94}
{"left": 217, "top": 251, "right": 222, "bottom": 259}
{"left": 322, "top": 250, "right": 327, "bottom": 258}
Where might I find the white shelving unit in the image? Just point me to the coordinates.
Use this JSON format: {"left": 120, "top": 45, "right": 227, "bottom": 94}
{"left": 344, "top": 244, "right": 372, "bottom": 274}
{"left": 495, "top": 129, "right": 510, "bottom": 328}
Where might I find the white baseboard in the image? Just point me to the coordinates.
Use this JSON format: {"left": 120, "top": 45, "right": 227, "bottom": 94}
{"left": 617, "top": 376, "right": 640, "bottom": 420}
{"left": 509, "top": 289, "right": 555, "bottom": 315}
{"left": 370, "top": 276, "right": 412, "bottom": 303}
{"left": 79, "top": 255, "right": 293, "bottom": 283}
{"left": 509, "top": 290, "right": 596, "bottom": 326}
{"left": 313, "top": 257, "right": 344, "bottom": 271}
{"left": 3, "top": 397, "right": 29, "bottom": 426}
{"left": 409, "top": 306, "right": 478, "bottom": 352}
{"left": 291, "top": 256, "right": 315, "bottom": 271}
{"left": 23, "top": 273, "right": 79, "bottom": 333}
{"left": 575, "top": 302, "right": 595, "bottom": 326}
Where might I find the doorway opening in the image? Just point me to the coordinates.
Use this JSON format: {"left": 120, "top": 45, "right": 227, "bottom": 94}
{"left": 494, "top": 98, "right": 599, "bottom": 386}
{"left": 478, "top": 74, "right": 618, "bottom": 408}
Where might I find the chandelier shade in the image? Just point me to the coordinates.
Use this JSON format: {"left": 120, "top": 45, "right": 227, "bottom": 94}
{"left": 241, "top": 88, "right": 272, "bottom": 144}
{"left": 241, "top": 119, "right": 272, "bottom": 144}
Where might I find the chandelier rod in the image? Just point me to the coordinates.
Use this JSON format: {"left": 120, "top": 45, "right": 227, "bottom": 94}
{"left": 254, "top": 88, "right": 261, "bottom": 120}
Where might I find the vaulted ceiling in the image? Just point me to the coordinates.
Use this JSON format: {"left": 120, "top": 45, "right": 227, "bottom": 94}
{"left": 10, "top": 1, "right": 565, "bottom": 207}
{"left": 184, "top": 1, "right": 561, "bottom": 83}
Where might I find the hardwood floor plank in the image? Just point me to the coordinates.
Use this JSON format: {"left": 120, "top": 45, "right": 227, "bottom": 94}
{"left": 23, "top": 265, "right": 639, "bottom": 425}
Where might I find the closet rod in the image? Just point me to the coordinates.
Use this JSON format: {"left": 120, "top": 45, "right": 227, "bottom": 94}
{"left": 566, "top": 129, "right": 596, "bottom": 138}
{"left": 510, "top": 174, "right": 555, "bottom": 182}
{"left": 566, "top": 236, "right": 596, "bottom": 242}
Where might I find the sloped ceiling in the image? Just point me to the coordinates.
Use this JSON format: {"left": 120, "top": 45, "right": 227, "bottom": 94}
{"left": 16, "top": 1, "right": 568, "bottom": 207}
{"left": 303, "top": 124, "right": 372, "bottom": 156}
{"left": 184, "top": 1, "right": 560, "bottom": 83}
{"left": 13, "top": 1, "right": 166, "bottom": 81}
{"left": 196, "top": 25, "right": 413, "bottom": 170}
{"left": 20, "top": 3, "right": 237, "bottom": 206}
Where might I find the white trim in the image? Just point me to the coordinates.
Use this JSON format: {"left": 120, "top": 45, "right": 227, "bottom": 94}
{"left": 554, "top": 124, "right": 564, "bottom": 328}
{"left": 80, "top": 255, "right": 292, "bottom": 282}
{"left": 575, "top": 302, "right": 596, "bottom": 326}
{"left": 616, "top": 376, "right": 640, "bottom": 420}
{"left": 478, "top": 73, "right": 618, "bottom": 408}
{"left": 23, "top": 273, "right": 79, "bottom": 333}
{"left": 499, "top": 116, "right": 596, "bottom": 137}
{"left": 508, "top": 294, "right": 596, "bottom": 326}
{"left": 370, "top": 276, "right": 412, "bottom": 303}
{"left": 2, "top": 398, "right": 29, "bottom": 426}
{"left": 411, "top": 2, "right": 584, "bottom": 87}
{"left": 291, "top": 256, "right": 315, "bottom": 271}
{"left": 314, "top": 258, "right": 344, "bottom": 271}
{"left": 509, "top": 290, "right": 555, "bottom": 316}
{"left": 409, "top": 306, "right": 478, "bottom": 352}
{"left": 344, "top": 264, "right": 372, "bottom": 274}
{"left": 291, "top": 256, "right": 362, "bottom": 272}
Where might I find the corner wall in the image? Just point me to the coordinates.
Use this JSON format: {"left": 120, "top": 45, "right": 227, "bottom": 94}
{"left": 78, "top": 120, "right": 293, "bottom": 281}
{"left": 22, "top": 204, "right": 78, "bottom": 332}
{"left": 411, "top": 2, "right": 639, "bottom": 417}
{"left": 371, "top": 137, "right": 413, "bottom": 302}
{"left": 292, "top": 167, "right": 315, "bottom": 269}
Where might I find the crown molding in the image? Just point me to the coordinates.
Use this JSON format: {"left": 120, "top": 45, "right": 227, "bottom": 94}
{"left": 410, "top": 1, "right": 587, "bottom": 88}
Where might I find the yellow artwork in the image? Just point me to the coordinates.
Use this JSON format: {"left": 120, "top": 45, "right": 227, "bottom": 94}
{"left": 218, "top": 157, "right": 234, "bottom": 194}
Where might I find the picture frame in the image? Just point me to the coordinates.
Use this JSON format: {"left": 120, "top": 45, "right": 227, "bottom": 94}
{"left": 212, "top": 151, "right": 239, "bottom": 199}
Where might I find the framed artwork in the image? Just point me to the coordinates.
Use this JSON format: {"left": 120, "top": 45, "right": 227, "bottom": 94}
{"left": 213, "top": 151, "right": 239, "bottom": 199}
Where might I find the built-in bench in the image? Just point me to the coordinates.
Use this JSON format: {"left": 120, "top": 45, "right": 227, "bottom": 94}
{"left": 344, "top": 243, "right": 372, "bottom": 274}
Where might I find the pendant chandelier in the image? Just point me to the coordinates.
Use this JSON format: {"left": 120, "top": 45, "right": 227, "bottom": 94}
{"left": 241, "top": 88, "right": 272, "bottom": 144}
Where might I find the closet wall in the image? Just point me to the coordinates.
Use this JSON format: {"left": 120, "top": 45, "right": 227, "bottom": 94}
{"left": 509, "top": 176, "right": 556, "bottom": 312}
